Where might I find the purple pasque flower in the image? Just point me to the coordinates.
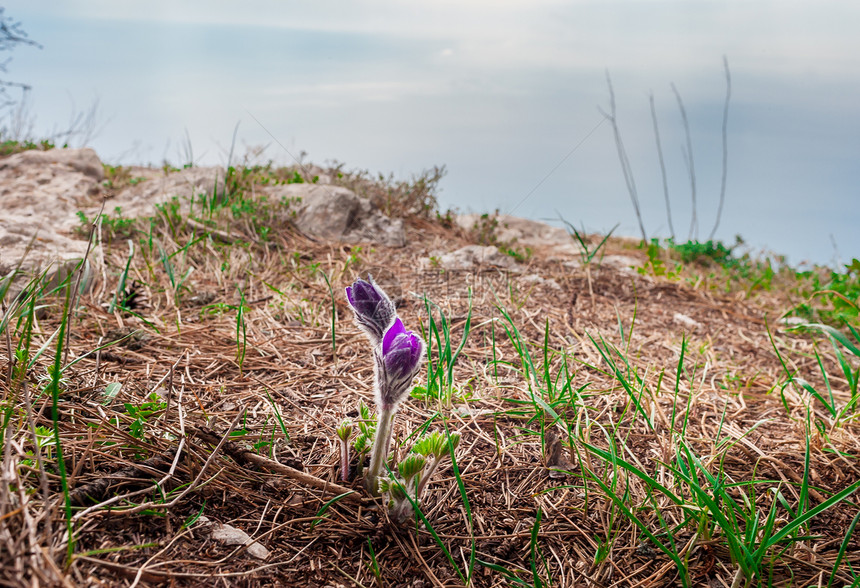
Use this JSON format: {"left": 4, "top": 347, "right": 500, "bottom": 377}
{"left": 374, "top": 318, "right": 424, "bottom": 410}
{"left": 346, "top": 275, "right": 396, "bottom": 346}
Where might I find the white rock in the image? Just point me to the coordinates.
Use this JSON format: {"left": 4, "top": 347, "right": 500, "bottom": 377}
{"left": 427, "top": 245, "right": 520, "bottom": 271}
{"left": 0, "top": 148, "right": 103, "bottom": 275}
{"left": 0, "top": 147, "right": 104, "bottom": 181}
{"left": 778, "top": 316, "right": 806, "bottom": 327}
{"left": 107, "top": 167, "right": 223, "bottom": 219}
{"left": 205, "top": 518, "right": 270, "bottom": 560}
{"left": 521, "top": 274, "right": 561, "bottom": 290}
{"left": 455, "top": 213, "right": 567, "bottom": 244}
{"left": 601, "top": 255, "right": 640, "bottom": 271}
{"left": 673, "top": 312, "right": 701, "bottom": 329}
{"left": 456, "top": 214, "right": 583, "bottom": 258}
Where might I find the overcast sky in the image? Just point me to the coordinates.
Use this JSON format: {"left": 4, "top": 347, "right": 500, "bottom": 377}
{"left": 3, "top": 1, "right": 858, "bottom": 266}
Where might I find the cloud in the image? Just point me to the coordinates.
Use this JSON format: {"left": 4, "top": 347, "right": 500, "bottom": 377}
{"left": 262, "top": 80, "right": 445, "bottom": 103}
{"left": 48, "top": 0, "right": 859, "bottom": 82}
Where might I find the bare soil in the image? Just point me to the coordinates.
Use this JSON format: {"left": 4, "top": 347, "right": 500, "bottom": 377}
{"left": 2, "top": 213, "right": 858, "bottom": 587}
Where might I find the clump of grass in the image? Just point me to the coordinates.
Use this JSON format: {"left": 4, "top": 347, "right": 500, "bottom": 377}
{"left": 332, "top": 163, "right": 447, "bottom": 219}
{"left": 640, "top": 240, "right": 858, "bottom": 328}
{"left": 790, "top": 259, "right": 860, "bottom": 327}
{"left": 639, "top": 237, "right": 794, "bottom": 295}
{"left": 468, "top": 210, "right": 533, "bottom": 262}
{"left": 641, "top": 236, "right": 765, "bottom": 275}
{"left": 412, "top": 292, "right": 473, "bottom": 407}
{"left": 1, "top": 265, "right": 78, "bottom": 574}
{"left": 0, "top": 137, "right": 55, "bottom": 157}
{"left": 491, "top": 299, "right": 860, "bottom": 587}
{"left": 771, "top": 320, "right": 860, "bottom": 429}
{"left": 76, "top": 207, "right": 136, "bottom": 242}
{"left": 101, "top": 164, "right": 148, "bottom": 191}
{"left": 559, "top": 217, "right": 618, "bottom": 303}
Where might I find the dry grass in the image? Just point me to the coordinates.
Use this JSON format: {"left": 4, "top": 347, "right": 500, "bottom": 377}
{"left": 1, "top": 173, "right": 858, "bottom": 587}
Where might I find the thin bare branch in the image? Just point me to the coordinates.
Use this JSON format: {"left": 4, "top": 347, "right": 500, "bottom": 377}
{"left": 709, "top": 55, "right": 732, "bottom": 241}
{"left": 602, "top": 71, "right": 648, "bottom": 243}
{"left": 671, "top": 83, "right": 697, "bottom": 240}
{"left": 650, "top": 92, "right": 675, "bottom": 240}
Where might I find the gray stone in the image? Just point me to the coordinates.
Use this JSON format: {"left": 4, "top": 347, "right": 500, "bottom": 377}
{"left": 456, "top": 213, "right": 583, "bottom": 258}
{"left": 0, "top": 149, "right": 103, "bottom": 275}
{"left": 521, "top": 273, "right": 561, "bottom": 290}
{"left": 196, "top": 516, "right": 270, "bottom": 560}
{"left": 422, "top": 245, "right": 520, "bottom": 271}
{"left": 0, "top": 147, "right": 104, "bottom": 181}
{"left": 265, "top": 184, "right": 406, "bottom": 247}
{"left": 601, "top": 255, "right": 640, "bottom": 272}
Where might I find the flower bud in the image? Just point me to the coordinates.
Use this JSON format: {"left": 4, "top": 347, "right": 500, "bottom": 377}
{"left": 345, "top": 275, "right": 396, "bottom": 345}
{"left": 374, "top": 318, "right": 425, "bottom": 410}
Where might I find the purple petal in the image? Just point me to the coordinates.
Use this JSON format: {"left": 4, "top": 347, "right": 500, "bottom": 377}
{"left": 382, "top": 328, "right": 424, "bottom": 382}
{"left": 407, "top": 332, "right": 423, "bottom": 362}
{"left": 346, "top": 276, "right": 396, "bottom": 345}
{"left": 383, "top": 318, "right": 406, "bottom": 355}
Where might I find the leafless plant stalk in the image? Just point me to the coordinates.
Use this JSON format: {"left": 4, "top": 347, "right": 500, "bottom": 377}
{"left": 181, "top": 127, "right": 194, "bottom": 168}
{"left": 600, "top": 71, "right": 648, "bottom": 243}
{"left": 21, "top": 380, "right": 52, "bottom": 527}
{"left": 48, "top": 97, "right": 103, "bottom": 148}
{"left": 1, "top": 87, "right": 34, "bottom": 139}
{"left": 63, "top": 198, "right": 103, "bottom": 366}
{"left": 709, "top": 56, "right": 732, "bottom": 241}
{"left": 649, "top": 92, "right": 675, "bottom": 240}
{"left": 671, "top": 83, "right": 697, "bottom": 240}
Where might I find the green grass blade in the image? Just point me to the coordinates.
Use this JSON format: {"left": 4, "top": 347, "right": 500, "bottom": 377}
{"left": 63, "top": 330, "right": 140, "bottom": 372}
{"left": 794, "top": 323, "right": 860, "bottom": 358}
{"left": 181, "top": 500, "right": 207, "bottom": 529}
{"left": 109, "top": 239, "right": 134, "bottom": 313}
{"left": 798, "top": 411, "right": 812, "bottom": 526}
{"left": 587, "top": 332, "right": 653, "bottom": 430}
{"left": 476, "top": 560, "right": 531, "bottom": 586}
{"left": 529, "top": 508, "right": 545, "bottom": 588}
{"left": 383, "top": 463, "right": 466, "bottom": 584}
{"left": 265, "top": 390, "right": 289, "bottom": 439}
{"left": 586, "top": 469, "right": 689, "bottom": 588}
{"left": 26, "top": 324, "right": 61, "bottom": 371}
{"left": 157, "top": 242, "right": 175, "bottom": 288}
{"left": 309, "top": 491, "right": 354, "bottom": 530}
{"left": 827, "top": 510, "right": 860, "bottom": 588}
{"left": 235, "top": 287, "right": 247, "bottom": 373}
{"left": 671, "top": 335, "right": 687, "bottom": 431}
{"left": 761, "top": 477, "right": 860, "bottom": 553}
{"left": 445, "top": 423, "right": 476, "bottom": 583}
{"left": 412, "top": 498, "right": 466, "bottom": 583}
{"left": 366, "top": 538, "right": 383, "bottom": 583}
{"left": 49, "top": 285, "right": 75, "bottom": 562}
{"left": 321, "top": 271, "right": 337, "bottom": 360}
{"left": 448, "top": 288, "right": 473, "bottom": 380}
{"left": 583, "top": 442, "right": 684, "bottom": 505}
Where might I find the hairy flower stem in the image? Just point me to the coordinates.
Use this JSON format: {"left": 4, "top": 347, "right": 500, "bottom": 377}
{"left": 365, "top": 407, "right": 395, "bottom": 496}
{"left": 339, "top": 439, "right": 350, "bottom": 482}
{"left": 414, "top": 456, "right": 441, "bottom": 499}
{"left": 389, "top": 480, "right": 419, "bottom": 524}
